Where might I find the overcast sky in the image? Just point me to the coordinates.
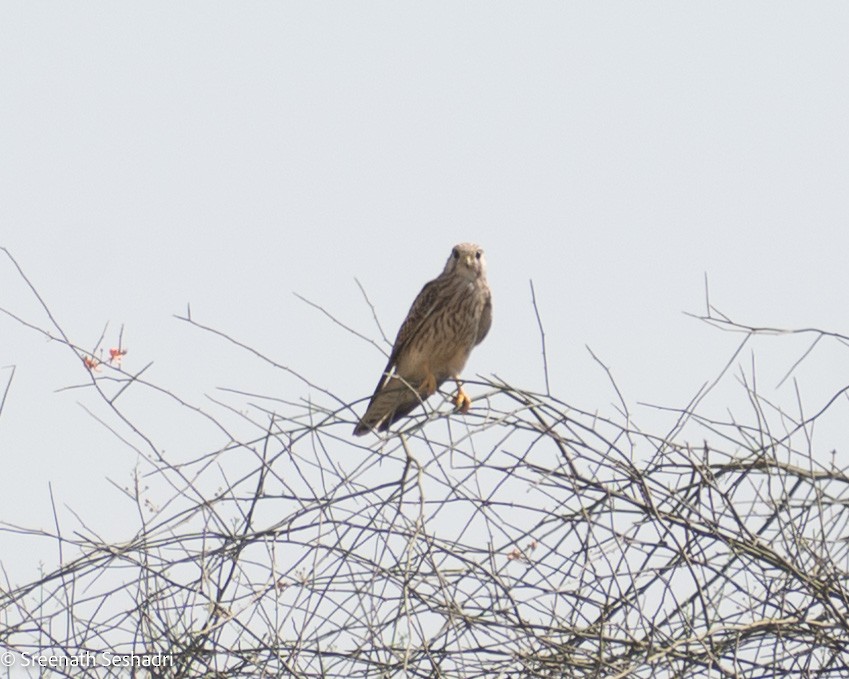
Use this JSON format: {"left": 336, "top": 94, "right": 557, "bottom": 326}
{"left": 2, "top": 3, "right": 849, "bottom": 582}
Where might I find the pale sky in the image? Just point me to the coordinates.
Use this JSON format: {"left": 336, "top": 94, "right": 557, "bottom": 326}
{"left": 2, "top": 2, "right": 849, "bottom": 586}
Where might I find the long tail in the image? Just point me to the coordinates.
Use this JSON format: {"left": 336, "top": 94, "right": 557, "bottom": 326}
{"left": 353, "top": 377, "right": 426, "bottom": 436}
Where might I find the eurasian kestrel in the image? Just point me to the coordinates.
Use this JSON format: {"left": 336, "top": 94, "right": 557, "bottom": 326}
{"left": 353, "top": 243, "right": 492, "bottom": 436}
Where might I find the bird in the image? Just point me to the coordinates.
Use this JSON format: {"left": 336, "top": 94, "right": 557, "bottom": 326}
{"left": 353, "top": 242, "right": 492, "bottom": 436}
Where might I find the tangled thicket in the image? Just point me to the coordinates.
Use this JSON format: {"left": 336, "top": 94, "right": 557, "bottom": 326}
{"left": 1, "top": 250, "right": 849, "bottom": 678}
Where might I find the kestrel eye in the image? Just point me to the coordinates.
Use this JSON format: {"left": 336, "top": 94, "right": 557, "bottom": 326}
{"left": 475, "top": 251, "right": 482, "bottom": 260}
{"left": 452, "top": 249, "right": 459, "bottom": 259}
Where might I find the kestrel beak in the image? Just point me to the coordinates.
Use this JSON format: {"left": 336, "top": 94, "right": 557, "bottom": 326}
{"left": 464, "top": 254, "right": 473, "bottom": 267}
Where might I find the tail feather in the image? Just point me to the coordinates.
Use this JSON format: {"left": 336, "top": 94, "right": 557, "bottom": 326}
{"left": 353, "top": 376, "right": 426, "bottom": 436}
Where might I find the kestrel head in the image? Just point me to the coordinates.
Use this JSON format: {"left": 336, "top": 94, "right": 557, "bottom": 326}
{"left": 443, "top": 242, "right": 486, "bottom": 281}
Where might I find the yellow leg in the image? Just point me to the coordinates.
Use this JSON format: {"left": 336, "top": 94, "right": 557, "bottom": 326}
{"left": 453, "top": 378, "right": 471, "bottom": 413}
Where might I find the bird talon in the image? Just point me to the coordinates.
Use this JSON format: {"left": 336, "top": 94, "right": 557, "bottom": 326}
{"left": 454, "top": 388, "right": 472, "bottom": 414}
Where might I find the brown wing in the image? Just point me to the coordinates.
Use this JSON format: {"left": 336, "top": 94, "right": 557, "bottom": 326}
{"left": 475, "top": 290, "right": 492, "bottom": 346}
{"left": 352, "top": 375, "right": 425, "bottom": 434}
{"left": 353, "top": 278, "right": 444, "bottom": 435}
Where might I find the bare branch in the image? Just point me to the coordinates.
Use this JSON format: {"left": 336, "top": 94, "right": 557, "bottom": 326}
{"left": 294, "top": 290, "right": 389, "bottom": 358}
{"left": 1, "top": 255, "right": 848, "bottom": 677}
{"left": 0, "top": 364, "right": 14, "bottom": 418}
{"left": 529, "top": 279, "right": 550, "bottom": 396}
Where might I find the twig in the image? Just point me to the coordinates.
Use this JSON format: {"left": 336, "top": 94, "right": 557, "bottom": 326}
{"left": 529, "top": 279, "right": 550, "bottom": 395}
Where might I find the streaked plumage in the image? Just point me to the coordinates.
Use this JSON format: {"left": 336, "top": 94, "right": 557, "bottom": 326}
{"left": 353, "top": 243, "right": 492, "bottom": 436}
